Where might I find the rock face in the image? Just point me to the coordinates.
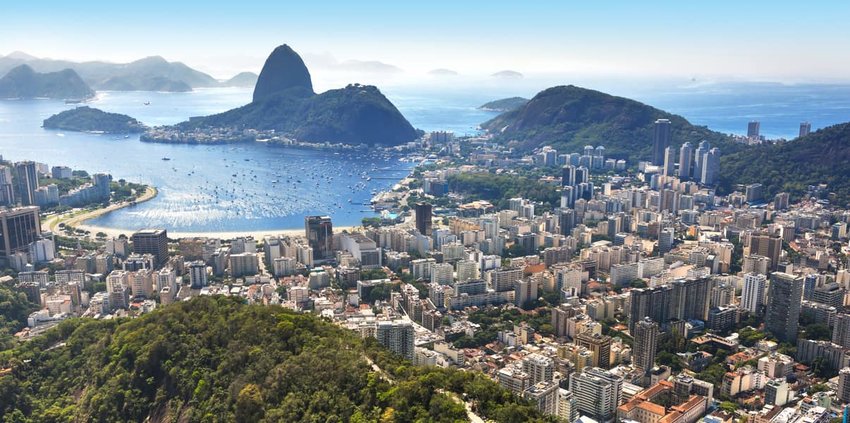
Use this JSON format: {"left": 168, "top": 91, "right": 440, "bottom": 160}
{"left": 252, "top": 44, "right": 314, "bottom": 102}
{"left": 0, "top": 65, "right": 94, "bottom": 99}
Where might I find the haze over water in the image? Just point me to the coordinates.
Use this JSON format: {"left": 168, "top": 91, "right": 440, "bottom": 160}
{"left": 1, "top": 80, "right": 849, "bottom": 233}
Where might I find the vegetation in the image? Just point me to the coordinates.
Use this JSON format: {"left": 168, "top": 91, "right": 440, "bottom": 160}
{"left": 0, "top": 284, "right": 38, "bottom": 350}
{"left": 481, "top": 85, "right": 739, "bottom": 159}
{"left": 447, "top": 172, "right": 559, "bottom": 210}
{"left": 43, "top": 106, "right": 146, "bottom": 133}
{"left": 720, "top": 122, "right": 850, "bottom": 206}
{"left": 0, "top": 64, "right": 93, "bottom": 99}
{"left": 0, "top": 297, "right": 547, "bottom": 422}
{"left": 479, "top": 97, "right": 528, "bottom": 112}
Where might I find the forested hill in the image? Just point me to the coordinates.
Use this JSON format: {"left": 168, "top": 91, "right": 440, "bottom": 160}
{"left": 0, "top": 296, "right": 548, "bottom": 422}
{"left": 720, "top": 121, "right": 850, "bottom": 206}
{"left": 481, "top": 85, "right": 738, "bottom": 159}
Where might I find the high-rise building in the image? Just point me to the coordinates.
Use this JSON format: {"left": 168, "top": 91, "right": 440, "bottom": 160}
{"left": 569, "top": 367, "right": 623, "bottom": 423}
{"left": 515, "top": 278, "right": 538, "bottom": 308}
{"left": 629, "top": 286, "right": 672, "bottom": 333}
{"left": 12, "top": 161, "right": 39, "bottom": 206}
{"left": 833, "top": 314, "right": 850, "bottom": 349}
{"left": 747, "top": 121, "right": 761, "bottom": 138}
{"left": 693, "top": 141, "right": 709, "bottom": 183}
{"left": 522, "top": 353, "right": 554, "bottom": 384}
{"left": 670, "top": 278, "right": 711, "bottom": 322}
{"left": 765, "top": 272, "right": 803, "bottom": 342}
{"left": 188, "top": 260, "right": 208, "bottom": 288}
{"left": 839, "top": 368, "right": 850, "bottom": 405}
{"left": 741, "top": 273, "right": 767, "bottom": 314}
{"left": 131, "top": 229, "right": 168, "bottom": 267}
{"left": 562, "top": 165, "right": 576, "bottom": 187}
{"left": 658, "top": 227, "right": 674, "bottom": 253}
{"left": 799, "top": 122, "right": 812, "bottom": 138}
{"left": 747, "top": 234, "right": 782, "bottom": 271}
{"left": 375, "top": 320, "right": 415, "bottom": 361}
{"left": 663, "top": 146, "right": 677, "bottom": 177}
{"left": 304, "top": 215, "right": 333, "bottom": 261}
{"left": 633, "top": 317, "right": 659, "bottom": 374}
{"left": 0, "top": 165, "right": 14, "bottom": 206}
{"left": 652, "top": 119, "right": 671, "bottom": 166}
{"left": 575, "top": 333, "right": 612, "bottom": 369}
{"left": 0, "top": 206, "right": 41, "bottom": 261}
{"left": 700, "top": 148, "right": 720, "bottom": 185}
{"left": 678, "top": 142, "right": 693, "bottom": 180}
{"left": 414, "top": 203, "right": 432, "bottom": 237}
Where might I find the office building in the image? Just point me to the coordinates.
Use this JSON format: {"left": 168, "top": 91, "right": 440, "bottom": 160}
{"left": 13, "top": 161, "right": 38, "bottom": 206}
{"left": 0, "top": 206, "right": 41, "bottom": 261}
{"left": 633, "top": 317, "right": 659, "bottom": 374}
{"left": 414, "top": 203, "right": 432, "bottom": 236}
{"left": 652, "top": 119, "right": 671, "bottom": 166}
{"left": 765, "top": 272, "right": 803, "bottom": 342}
{"left": 747, "top": 121, "right": 760, "bottom": 138}
{"left": 305, "top": 216, "right": 333, "bottom": 261}
{"left": 375, "top": 320, "right": 415, "bottom": 361}
{"left": 799, "top": 122, "right": 812, "bottom": 138}
{"left": 131, "top": 229, "right": 168, "bottom": 267}
{"left": 570, "top": 367, "right": 623, "bottom": 423}
{"left": 741, "top": 273, "right": 767, "bottom": 314}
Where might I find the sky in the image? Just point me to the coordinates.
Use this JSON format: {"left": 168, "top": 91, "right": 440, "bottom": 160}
{"left": 2, "top": 0, "right": 850, "bottom": 85}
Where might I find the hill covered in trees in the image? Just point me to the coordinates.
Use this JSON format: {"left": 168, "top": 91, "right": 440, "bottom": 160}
{"left": 720, "top": 122, "right": 850, "bottom": 206}
{"left": 0, "top": 296, "right": 548, "bottom": 422}
{"left": 479, "top": 97, "right": 528, "bottom": 112}
{"left": 481, "top": 85, "right": 738, "bottom": 160}
{"left": 43, "top": 106, "right": 147, "bottom": 133}
{"left": 0, "top": 65, "right": 94, "bottom": 100}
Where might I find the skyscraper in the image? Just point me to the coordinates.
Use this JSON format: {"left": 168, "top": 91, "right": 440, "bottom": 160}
{"left": 562, "top": 165, "right": 576, "bottom": 187}
{"left": 799, "top": 122, "right": 812, "bottom": 138}
{"left": 700, "top": 148, "right": 720, "bottom": 185}
{"left": 0, "top": 206, "right": 42, "bottom": 260}
{"left": 663, "top": 146, "right": 677, "bottom": 177}
{"left": 569, "top": 367, "right": 623, "bottom": 423}
{"left": 305, "top": 215, "right": 333, "bottom": 261}
{"left": 131, "top": 229, "right": 169, "bottom": 267}
{"left": 765, "top": 272, "right": 803, "bottom": 342}
{"left": 741, "top": 273, "right": 767, "bottom": 314}
{"left": 747, "top": 121, "right": 761, "bottom": 138}
{"left": 670, "top": 278, "right": 711, "bottom": 322}
{"left": 693, "top": 140, "right": 709, "bottom": 183}
{"left": 632, "top": 317, "right": 659, "bottom": 374}
{"left": 414, "top": 203, "right": 432, "bottom": 237}
{"left": 13, "top": 161, "right": 38, "bottom": 206}
{"left": 629, "top": 286, "right": 672, "bottom": 333}
{"left": 652, "top": 119, "right": 671, "bottom": 165}
{"left": 678, "top": 142, "right": 693, "bottom": 180}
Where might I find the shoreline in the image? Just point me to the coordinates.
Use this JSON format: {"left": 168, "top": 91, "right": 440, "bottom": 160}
{"left": 44, "top": 185, "right": 158, "bottom": 236}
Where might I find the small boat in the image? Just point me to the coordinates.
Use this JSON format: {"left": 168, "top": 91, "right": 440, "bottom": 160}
{"left": 162, "top": 157, "right": 171, "bottom": 161}
{"left": 144, "top": 101, "right": 151, "bottom": 106}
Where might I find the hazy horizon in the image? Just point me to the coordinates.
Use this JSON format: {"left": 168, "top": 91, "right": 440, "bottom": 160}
{"left": 3, "top": 0, "right": 850, "bottom": 87}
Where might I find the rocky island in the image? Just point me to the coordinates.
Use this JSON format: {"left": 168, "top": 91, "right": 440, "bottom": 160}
{"left": 43, "top": 106, "right": 147, "bottom": 133}
{"left": 141, "top": 44, "right": 420, "bottom": 146}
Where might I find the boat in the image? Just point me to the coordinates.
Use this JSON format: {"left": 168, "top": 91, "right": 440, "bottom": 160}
{"left": 143, "top": 101, "right": 151, "bottom": 106}
{"left": 162, "top": 157, "right": 171, "bottom": 161}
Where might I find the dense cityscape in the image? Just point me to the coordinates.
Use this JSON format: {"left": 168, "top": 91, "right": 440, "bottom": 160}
{"left": 1, "top": 110, "right": 848, "bottom": 422}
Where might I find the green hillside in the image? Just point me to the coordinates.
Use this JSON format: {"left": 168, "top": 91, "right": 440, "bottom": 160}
{"left": 482, "top": 85, "right": 738, "bottom": 159}
{"left": 43, "top": 106, "right": 147, "bottom": 133}
{"left": 720, "top": 122, "right": 850, "bottom": 206}
{"left": 0, "top": 296, "right": 547, "bottom": 422}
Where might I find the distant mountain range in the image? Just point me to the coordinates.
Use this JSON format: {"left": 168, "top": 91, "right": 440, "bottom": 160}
{"left": 481, "top": 85, "right": 739, "bottom": 160}
{"left": 0, "top": 65, "right": 94, "bottom": 99}
{"left": 479, "top": 97, "right": 528, "bottom": 112}
{"left": 43, "top": 106, "right": 147, "bottom": 133}
{"left": 0, "top": 52, "right": 250, "bottom": 92}
{"left": 222, "top": 72, "right": 258, "bottom": 88}
{"left": 720, "top": 122, "right": 850, "bottom": 206}
{"left": 162, "top": 44, "right": 420, "bottom": 146}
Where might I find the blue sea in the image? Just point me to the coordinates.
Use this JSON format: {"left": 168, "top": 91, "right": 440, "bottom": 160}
{"left": 0, "top": 80, "right": 848, "bottom": 233}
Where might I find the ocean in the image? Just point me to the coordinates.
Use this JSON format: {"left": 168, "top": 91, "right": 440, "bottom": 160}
{"left": 0, "top": 80, "right": 848, "bottom": 233}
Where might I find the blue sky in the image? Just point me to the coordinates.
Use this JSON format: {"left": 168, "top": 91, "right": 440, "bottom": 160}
{"left": 2, "top": 0, "right": 849, "bottom": 82}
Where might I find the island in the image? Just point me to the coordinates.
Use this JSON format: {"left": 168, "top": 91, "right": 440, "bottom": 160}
{"left": 490, "top": 70, "right": 524, "bottom": 79}
{"left": 141, "top": 44, "right": 420, "bottom": 146}
{"left": 43, "top": 106, "right": 147, "bottom": 133}
{"left": 0, "top": 64, "right": 94, "bottom": 100}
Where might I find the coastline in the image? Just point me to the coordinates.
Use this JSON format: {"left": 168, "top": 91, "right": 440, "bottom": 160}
{"left": 44, "top": 186, "right": 158, "bottom": 236}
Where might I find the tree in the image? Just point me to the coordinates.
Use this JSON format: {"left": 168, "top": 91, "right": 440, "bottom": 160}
{"left": 235, "top": 384, "right": 264, "bottom": 422}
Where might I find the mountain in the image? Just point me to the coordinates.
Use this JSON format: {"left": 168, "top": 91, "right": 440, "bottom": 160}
{"left": 481, "top": 85, "right": 737, "bottom": 159}
{"left": 491, "top": 70, "right": 524, "bottom": 79}
{"left": 720, "top": 122, "right": 850, "bottom": 206}
{"left": 0, "top": 65, "right": 94, "bottom": 99}
{"left": 223, "top": 71, "right": 258, "bottom": 87}
{"left": 253, "top": 44, "right": 314, "bottom": 102}
{"left": 428, "top": 68, "right": 459, "bottom": 76}
{"left": 479, "top": 97, "right": 528, "bottom": 112}
{"left": 161, "top": 44, "right": 419, "bottom": 146}
{"left": 0, "top": 53, "right": 219, "bottom": 92}
{"left": 43, "top": 106, "right": 147, "bottom": 133}
{"left": 0, "top": 296, "right": 547, "bottom": 422}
